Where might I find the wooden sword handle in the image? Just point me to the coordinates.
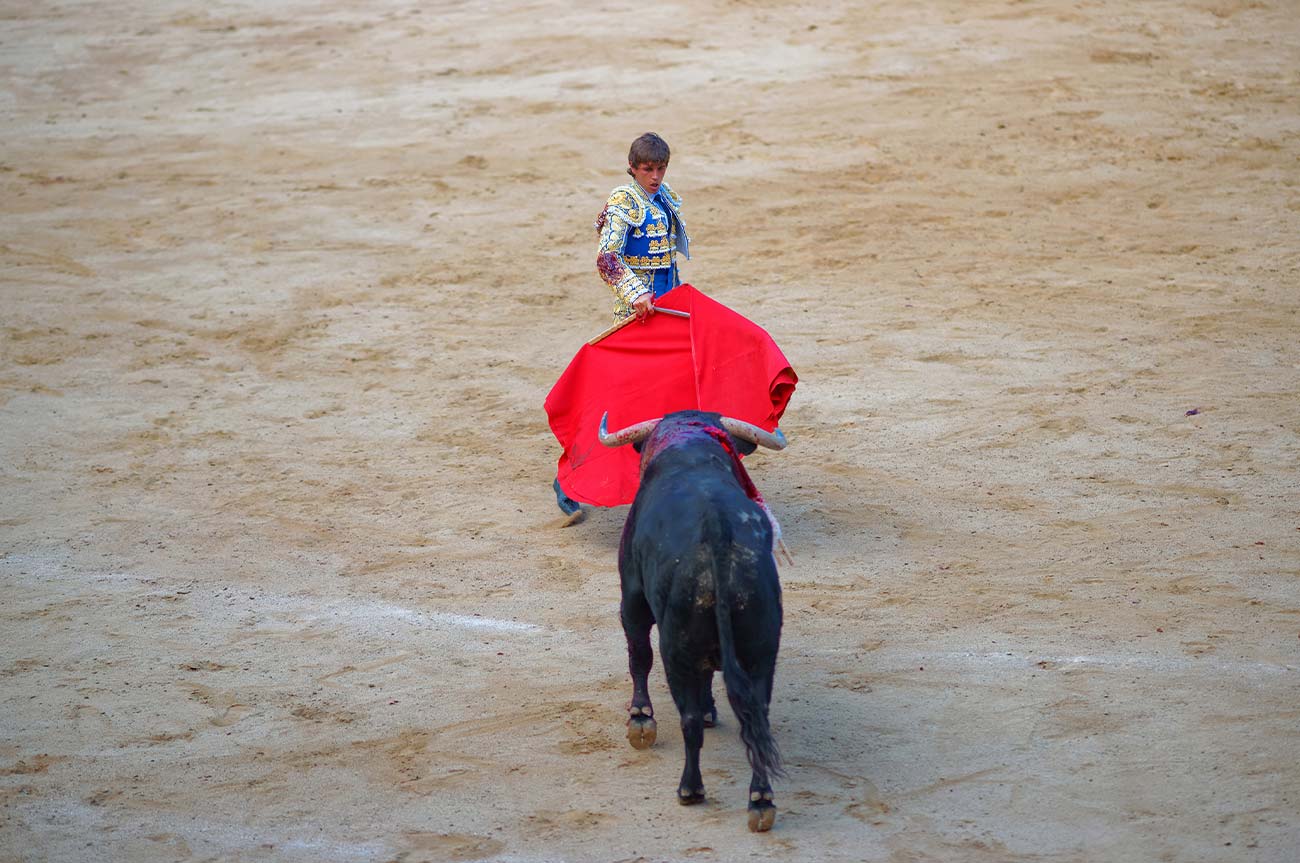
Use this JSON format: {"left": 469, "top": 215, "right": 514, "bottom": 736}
{"left": 587, "top": 307, "right": 689, "bottom": 345}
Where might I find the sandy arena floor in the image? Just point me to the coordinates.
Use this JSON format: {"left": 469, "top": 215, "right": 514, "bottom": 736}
{"left": 2, "top": 1, "right": 1298, "bottom": 861}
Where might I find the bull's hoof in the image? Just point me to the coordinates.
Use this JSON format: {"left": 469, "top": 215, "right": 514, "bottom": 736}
{"left": 747, "top": 802, "right": 777, "bottom": 832}
{"left": 677, "top": 786, "right": 705, "bottom": 806}
{"left": 626, "top": 715, "right": 657, "bottom": 749}
{"left": 702, "top": 706, "right": 718, "bottom": 728}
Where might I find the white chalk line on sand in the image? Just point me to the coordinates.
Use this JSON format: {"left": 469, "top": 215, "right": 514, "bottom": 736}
{"left": 937, "top": 650, "right": 1295, "bottom": 676}
{"left": 335, "top": 600, "right": 542, "bottom": 633}
{"left": 807, "top": 647, "right": 1296, "bottom": 678}
{"left": 2, "top": 552, "right": 547, "bottom": 636}
{"left": 22, "top": 796, "right": 573, "bottom": 863}
{"left": 285, "top": 596, "right": 546, "bottom": 636}
{"left": 19, "top": 798, "right": 414, "bottom": 863}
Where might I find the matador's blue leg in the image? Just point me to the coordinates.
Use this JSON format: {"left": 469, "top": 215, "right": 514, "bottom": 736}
{"left": 554, "top": 477, "right": 583, "bottom": 518}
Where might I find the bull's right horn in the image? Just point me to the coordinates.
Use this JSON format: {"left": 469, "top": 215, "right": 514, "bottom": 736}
{"left": 598, "top": 412, "right": 661, "bottom": 447}
{"left": 718, "top": 417, "right": 788, "bottom": 450}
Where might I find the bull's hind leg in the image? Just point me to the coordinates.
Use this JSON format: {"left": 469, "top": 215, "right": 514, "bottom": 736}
{"left": 741, "top": 691, "right": 777, "bottom": 832}
{"left": 668, "top": 669, "right": 711, "bottom": 805}
{"left": 620, "top": 591, "right": 656, "bottom": 749}
{"left": 747, "top": 773, "right": 777, "bottom": 832}
{"left": 702, "top": 671, "right": 718, "bottom": 728}
{"left": 744, "top": 667, "right": 779, "bottom": 832}
{"left": 719, "top": 641, "right": 780, "bottom": 831}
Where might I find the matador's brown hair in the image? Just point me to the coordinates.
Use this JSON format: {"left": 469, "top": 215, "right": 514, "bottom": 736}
{"left": 627, "top": 132, "right": 670, "bottom": 175}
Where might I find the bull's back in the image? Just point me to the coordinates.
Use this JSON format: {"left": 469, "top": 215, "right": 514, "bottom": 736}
{"left": 622, "top": 470, "right": 776, "bottom": 633}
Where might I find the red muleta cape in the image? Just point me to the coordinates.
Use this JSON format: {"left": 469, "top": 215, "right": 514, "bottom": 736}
{"left": 545, "top": 284, "right": 797, "bottom": 507}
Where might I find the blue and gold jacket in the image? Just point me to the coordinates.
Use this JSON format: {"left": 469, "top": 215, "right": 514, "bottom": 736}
{"left": 595, "top": 181, "right": 690, "bottom": 320}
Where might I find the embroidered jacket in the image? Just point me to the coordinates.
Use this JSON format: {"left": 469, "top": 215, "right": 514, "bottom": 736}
{"left": 595, "top": 181, "right": 690, "bottom": 320}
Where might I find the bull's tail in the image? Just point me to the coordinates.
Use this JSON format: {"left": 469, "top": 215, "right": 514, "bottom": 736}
{"left": 714, "top": 559, "right": 785, "bottom": 782}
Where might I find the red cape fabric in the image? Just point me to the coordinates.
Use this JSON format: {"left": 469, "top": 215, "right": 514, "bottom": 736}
{"left": 545, "top": 284, "right": 797, "bottom": 506}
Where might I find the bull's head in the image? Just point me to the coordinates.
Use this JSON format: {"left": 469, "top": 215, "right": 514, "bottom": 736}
{"left": 598, "top": 411, "right": 788, "bottom": 451}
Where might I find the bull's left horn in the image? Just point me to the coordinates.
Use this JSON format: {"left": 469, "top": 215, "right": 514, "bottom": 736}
{"left": 719, "top": 417, "right": 788, "bottom": 450}
{"left": 598, "top": 412, "right": 661, "bottom": 447}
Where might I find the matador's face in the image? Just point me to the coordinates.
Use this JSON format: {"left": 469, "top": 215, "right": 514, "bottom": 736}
{"left": 629, "top": 161, "right": 667, "bottom": 196}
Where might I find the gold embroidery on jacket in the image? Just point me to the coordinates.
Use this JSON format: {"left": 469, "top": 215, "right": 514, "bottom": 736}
{"left": 597, "top": 181, "right": 685, "bottom": 319}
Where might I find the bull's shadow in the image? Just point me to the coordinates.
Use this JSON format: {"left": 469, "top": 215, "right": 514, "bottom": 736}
{"left": 571, "top": 503, "right": 632, "bottom": 554}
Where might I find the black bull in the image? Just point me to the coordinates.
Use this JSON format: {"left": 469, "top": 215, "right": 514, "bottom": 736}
{"left": 598, "top": 409, "right": 788, "bottom": 832}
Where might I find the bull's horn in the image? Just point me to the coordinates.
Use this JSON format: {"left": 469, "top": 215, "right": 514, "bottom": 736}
{"left": 598, "top": 412, "right": 661, "bottom": 447}
{"left": 719, "top": 417, "right": 788, "bottom": 450}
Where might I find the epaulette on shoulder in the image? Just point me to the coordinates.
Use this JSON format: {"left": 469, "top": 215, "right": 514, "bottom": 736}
{"left": 659, "top": 182, "right": 683, "bottom": 209}
{"left": 604, "top": 185, "right": 646, "bottom": 226}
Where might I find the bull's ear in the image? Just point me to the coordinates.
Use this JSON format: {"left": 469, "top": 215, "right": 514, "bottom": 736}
{"left": 730, "top": 436, "right": 758, "bottom": 456}
{"left": 632, "top": 439, "right": 645, "bottom": 453}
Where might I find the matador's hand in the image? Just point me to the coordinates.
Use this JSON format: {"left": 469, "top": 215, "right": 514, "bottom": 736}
{"left": 632, "top": 294, "right": 655, "bottom": 321}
